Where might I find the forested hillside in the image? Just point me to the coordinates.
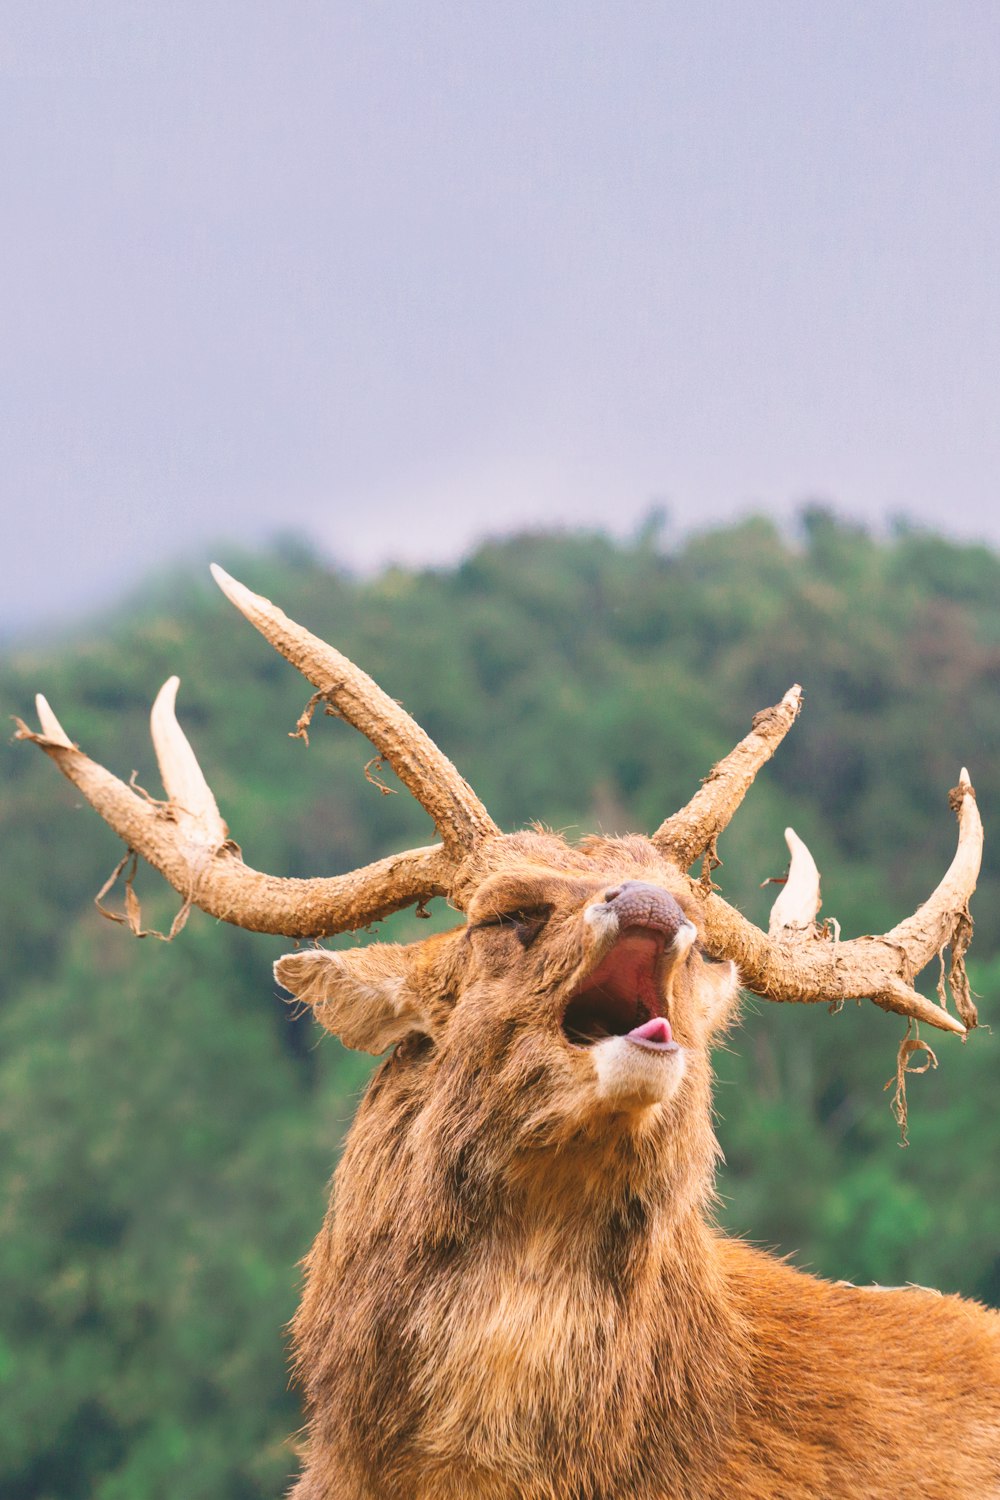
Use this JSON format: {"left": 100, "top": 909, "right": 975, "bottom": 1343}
{"left": 3, "top": 510, "right": 999, "bottom": 1500}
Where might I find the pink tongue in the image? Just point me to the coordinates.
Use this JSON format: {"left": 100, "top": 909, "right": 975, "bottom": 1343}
{"left": 629, "top": 1016, "right": 673, "bottom": 1044}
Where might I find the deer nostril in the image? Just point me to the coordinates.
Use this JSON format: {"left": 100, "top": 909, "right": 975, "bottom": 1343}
{"left": 605, "top": 881, "right": 641, "bottom": 905}
{"left": 599, "top": 881, "right": 688, "bottom": 941}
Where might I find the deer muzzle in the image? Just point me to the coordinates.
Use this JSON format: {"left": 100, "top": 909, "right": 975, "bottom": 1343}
{"left": 566, "top": 884, "right": 696, "bottom": 1052}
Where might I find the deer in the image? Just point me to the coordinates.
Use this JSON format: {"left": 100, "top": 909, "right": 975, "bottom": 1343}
{"left": 18, "top": 564, "right": 999, "bottom": 1500}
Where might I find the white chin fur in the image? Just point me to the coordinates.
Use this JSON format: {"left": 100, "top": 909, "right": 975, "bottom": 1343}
{"left": 593, "top": 1036, "right": 687, "bottom": 1108}
{"left": 583, "top": 904, "right": 620, "bottom": 942}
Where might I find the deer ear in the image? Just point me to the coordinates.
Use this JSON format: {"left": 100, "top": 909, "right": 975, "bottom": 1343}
{"left": 274, "top": 945, "right": 430, "bottom": 1054}
{"left": 699, "top": 957, "right": 741, "bottom": 1036}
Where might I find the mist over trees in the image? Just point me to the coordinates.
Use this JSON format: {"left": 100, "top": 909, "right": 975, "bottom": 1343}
{"left": 3, "top": 511, "right": 999, "bottom": 1499}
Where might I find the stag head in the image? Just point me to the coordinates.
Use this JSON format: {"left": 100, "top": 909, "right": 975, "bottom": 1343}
{"left": 278, "top": 845, "right": 741, "bottom": 1237}
{"left": 17, "top": 564, "right": 981, "bottom": 1046}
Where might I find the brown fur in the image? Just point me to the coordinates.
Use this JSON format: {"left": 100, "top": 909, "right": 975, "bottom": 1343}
{"left": 277, "top": 832, "right": 1000, "bottom": 1499}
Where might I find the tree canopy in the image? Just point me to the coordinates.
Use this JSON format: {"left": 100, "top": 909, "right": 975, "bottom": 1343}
{"left": 2, "top": 512, "right": 998, "bottom": 1498}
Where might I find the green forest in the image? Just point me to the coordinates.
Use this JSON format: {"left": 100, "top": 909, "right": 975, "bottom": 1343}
{"left": 3, "top": 510, "right": 999, "bottom": 1499}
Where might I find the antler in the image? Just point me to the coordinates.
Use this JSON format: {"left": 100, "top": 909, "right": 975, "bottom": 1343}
{"left": 210, "top": 566, "right": 497, "bottom": 857}
{"left": 654, "top": 685, "right": 803, "bottom": 867}
{"left": 16, "top": 569, "right": 498, "bottom": 937}
{"left": 767, "top": 827, "right": 821, "bottom": 939}
{"left": 665, "top": 698, "right": 983, "bottom": 1037}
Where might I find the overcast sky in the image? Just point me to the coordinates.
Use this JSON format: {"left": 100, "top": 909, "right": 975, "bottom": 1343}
{"left": 2, "top": 2, "right": 998, "bottom": 635}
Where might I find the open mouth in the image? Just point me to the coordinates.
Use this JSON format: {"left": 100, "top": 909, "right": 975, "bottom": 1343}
{"left": 562, "top": 928, "right": 677, "bottom": 1050}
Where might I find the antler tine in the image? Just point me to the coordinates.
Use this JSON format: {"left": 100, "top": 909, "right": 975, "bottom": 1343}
{"left": 654, "top": 686, "right": 802, "bottom": 869}
{"left": 35, "top": 693, "right": 74, "bottom": 748}
{"left": 768, "top": 827, "right": 821, "bottom": 939}
{"left": 210, "top": 565, "right": 498, "bottom": 857}
{"left": 884, "top": 769, "right": 983, "bottom": 973}
{"left": 150, "top": 676, "right": 228, "bottom": 848}
{"left": 694, "top": 772, "right": 984, "bottom": 1039}
{"left": 16, "top": 695, "right": 455, "bottom": 937}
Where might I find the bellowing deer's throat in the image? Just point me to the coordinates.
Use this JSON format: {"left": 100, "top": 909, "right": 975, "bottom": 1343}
{"left": 401, "top": 1219, "right": 745, "bottom": 1494}
{"left": 563, "top": 928, "right": 671, "bottom": 1048}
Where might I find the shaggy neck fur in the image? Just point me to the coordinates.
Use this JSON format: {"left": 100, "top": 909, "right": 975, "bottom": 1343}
{"left": 293, "top": 1068, "right": 750, "bottom": 1500}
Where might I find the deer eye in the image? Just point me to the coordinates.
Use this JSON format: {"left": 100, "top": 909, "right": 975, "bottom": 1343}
{"left": 470, "top": 906, "right": 552, "bottom": 948}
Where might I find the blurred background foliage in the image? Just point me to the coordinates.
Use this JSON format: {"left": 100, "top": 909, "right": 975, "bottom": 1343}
{"left": 2, "top": 510, "right": 999, "bottom": 1498}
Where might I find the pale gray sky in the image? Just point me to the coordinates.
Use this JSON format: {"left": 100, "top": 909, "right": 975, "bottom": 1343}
{"left": 2, "top": 2, "right": 998, "bottom": 633}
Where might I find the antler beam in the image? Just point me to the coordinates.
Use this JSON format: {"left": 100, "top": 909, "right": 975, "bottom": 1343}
{"left": 695, "top": 774, "right": 983, "bottom": 1037}
{"left": 16, "top": 684, "right": 455, "bottom": 938}
{"left": 17, "top": 569, "right": 508, "bottom": 937}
